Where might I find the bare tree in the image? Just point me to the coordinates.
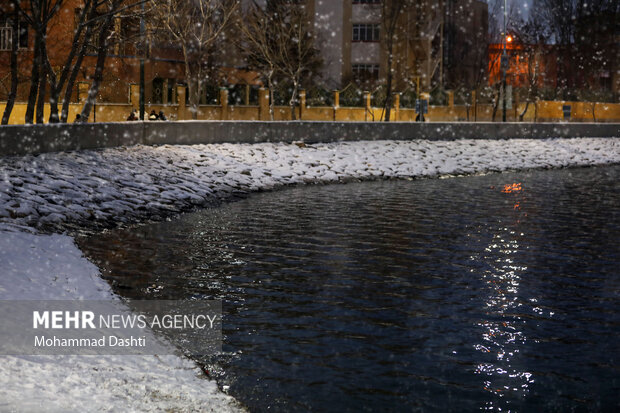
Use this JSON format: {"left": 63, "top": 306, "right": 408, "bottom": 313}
{"left": 444, "top": 0, "right": 489, "bottom": 118}
{"left": 78, "top": 0, "right": 145, "bottom": 122}
{"left": 78, "top": 0, "right": 119, "bottom": 122}
{"left": 539, "top": 0, "right": 576, "bottom": 98}
{"left": 239, "top": 1, "right": 321, "bottom": 121}
{"left": 239, "top": 1, "right": 278, "bottom": 120}
{"left": 59, "top": 0, "right": 98, "bottom": 123}
{"left": 381, "top": 0, "right": 407, "bottom": 122}
{"left": 17, "top": 0, "right": 64, "bottom": 124}
{"left": 538, "top": 0, "right": 618, "bottom": 100}
{"left": 272, "top": 1, "right": 321, "bottom": 120}
{"left": 149, "top": 0, "right": 239, "bottom": 120}
{"left": 510, "top": 14, "right": 550, "bottom": 121}
{"left": 42, "top": 0, "right": 97, "bottom": 123}
{"left": 1, "top": 1, "right": 19, "bottom": 125}
{"left": 8, "top": 0, "right": 96, "bottom": 124}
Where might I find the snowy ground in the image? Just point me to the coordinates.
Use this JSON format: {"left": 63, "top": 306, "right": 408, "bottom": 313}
{"left": 0, "top": 138, "right": 619, "bottom": 412}
{"left": 0, "top": 229, "right": 242, "bottom": 412}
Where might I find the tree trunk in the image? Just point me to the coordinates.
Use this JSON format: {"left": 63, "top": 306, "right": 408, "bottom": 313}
{"left": 183, "top": 50, "right": 201, "bottom": 120}
{"left": 1, "top": 11, "right": 19, "bottom": 125}
{"left": 267, "top": 70, "right": 274, "bottom": 121}
{"left": 25, "top": 30, "right": 42, "bottom": 124}
{"left": 61, "top": 18, "right": 94, "bottom": 123}
{"left": 50, "top": 0, "right": 94, "bottom": 123}
{"left": 519, "top": 101, "right": 530, "bottom": 122}
{"left": 473, "top": 88, "right": 477, "bottom": 122}
{"left": 36, "top": 50, "right": 47, "bottom": 124}
{"left": 289, "top": 79, "right": 299, "bottom": 121}
{"left": 61, "top": 48, "right": 87, "bottom": 123}
{"left": 80, "top": 14, "right": 113, "bottom": 121}
{"left": 492, "top": 83, "right": 500, "bottom": 122}
{"left": 42, "top": 44, "right": 60, "bottom": 123}
{"left": 46, "top": 57, "right": 63, "bottom": 123}
{"left": 384, "top": 48, "right": 393, "bottom": 122}
{"left": 188, "top": 77, "right": 200, "bottom": 120}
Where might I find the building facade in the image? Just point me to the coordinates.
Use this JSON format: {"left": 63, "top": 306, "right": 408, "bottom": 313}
{"left": 266, "top": 0, "right": 489, "bottom": 93}
{"left": 0, "top": 0, "right": 258, "bottom": 110}
{"left": 298, "top": 0, "right": 449, "bottom": 91}
{"left": 1, "top": 0, "right": 490, "bottom": 112}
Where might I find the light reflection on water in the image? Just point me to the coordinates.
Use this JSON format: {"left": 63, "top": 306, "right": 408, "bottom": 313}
{"left": 466, "top": 180, "right": 535, "bottom": 408}
{"left": 476, "top": 230, "right": 533, "bottom": 403}
{"left": 79, "top": 166, "right": 620, "bottom": 412}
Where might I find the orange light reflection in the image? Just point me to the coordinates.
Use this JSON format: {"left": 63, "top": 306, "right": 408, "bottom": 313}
{"left": 501, "top": 183, "right": 522, "bottom": 193}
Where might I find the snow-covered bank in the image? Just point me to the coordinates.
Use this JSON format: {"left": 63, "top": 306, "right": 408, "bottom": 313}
{"left": 0, "top": 138, "right": 619, "bottom": 411}
{"left": 1, "top": 138, "right": 619, "bottom": 232}
{"left": 0, "top": 229, "right": 242, "bottom": 412}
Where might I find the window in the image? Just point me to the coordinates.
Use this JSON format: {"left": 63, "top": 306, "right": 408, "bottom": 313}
{"left": 82, "top": 10, "right": 112, "bottom": 54}
{"left": 151, "top": 79, "right": 177, "bottom": 105}
{"left": 0, "top": 23, "right": 10, "bottom": 51}
{"left": 118, "top": 16, "right": 140, "bottom": 56}
{"left": 352, "top": 24, "right": 380, "bottom": 42}
{"left": 167, "top": 79, "right": 176, "bottom": 104}
{"left": 600, "top": 72, "right": 611, "bottom": 90}
{"left": 0, "top": 19, "right": 27, "bottom": 51}
{"left": 152, "top": 78, "right": 164, "bottom": 104}
{"left": 352, "top": 64, "right": 380, "bottom": 80}
{"left": 18, "top": 21, "right": 27, "bottom": 48}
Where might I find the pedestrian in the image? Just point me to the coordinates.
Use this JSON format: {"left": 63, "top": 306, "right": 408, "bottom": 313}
{"left": 149, "top": 110, "right": 158, "bottom": 121}
{"left": 158, "top": 110, "right": 167, "bottom": 121}
{"left": 127, "top": 109, "right": 138, "bottom": 121}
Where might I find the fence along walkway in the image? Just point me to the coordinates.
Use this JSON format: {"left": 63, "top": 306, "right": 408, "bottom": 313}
{"left": 2, "top": 85, "right": 620, "bottom": 124}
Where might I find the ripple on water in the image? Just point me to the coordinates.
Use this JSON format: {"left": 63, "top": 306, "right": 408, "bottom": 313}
{"left": 79, "top": 165, "right": 620, "bottom": 412}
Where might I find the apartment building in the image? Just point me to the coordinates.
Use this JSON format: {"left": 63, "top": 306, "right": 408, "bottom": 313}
{"left": 261, "top": 0, "right": 488, "bottom": 92}
{"left": 303, "top": 0, "right": 446, "bottom": 90}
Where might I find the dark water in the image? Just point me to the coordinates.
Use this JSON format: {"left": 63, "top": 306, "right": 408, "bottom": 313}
{"left": 79, "top": 165, "right": 620, "bottom": 412}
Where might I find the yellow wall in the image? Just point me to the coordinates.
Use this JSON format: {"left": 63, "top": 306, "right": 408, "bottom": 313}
{"left": 2, "top": 99, "right": 619, "bottom": 125}
{"left": 518, "top": 101, "right": 619, "bottom": 122}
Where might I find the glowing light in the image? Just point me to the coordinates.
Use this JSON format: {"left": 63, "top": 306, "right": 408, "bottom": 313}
{"left": 501, "top": 183, "right": 522, "bottom": 193}
{"left": 506, "top": 35, "right": 513, "bottom": 43}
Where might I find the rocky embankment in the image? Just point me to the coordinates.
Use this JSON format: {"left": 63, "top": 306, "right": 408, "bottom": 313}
{"left": 2, "top": 138, "right": 618, "bottom": 234}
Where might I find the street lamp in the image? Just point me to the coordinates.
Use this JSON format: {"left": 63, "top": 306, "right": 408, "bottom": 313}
{"left": 501, "top": 0, "right": 508, "bottom": 122}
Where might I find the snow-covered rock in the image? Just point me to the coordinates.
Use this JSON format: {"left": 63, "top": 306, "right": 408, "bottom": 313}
{"left": 1, "top": 138, "right": 618, "bottom": 232}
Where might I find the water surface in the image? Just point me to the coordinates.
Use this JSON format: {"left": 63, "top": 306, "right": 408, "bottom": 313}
{"left": 80, "top": 165, "right": 620, "bottom": 412}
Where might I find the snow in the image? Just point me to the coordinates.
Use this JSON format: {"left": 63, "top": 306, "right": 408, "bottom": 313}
{"left": 0, "top": 229, "right": 113, "bottom": 300}
{"left": 0, "top": 228, "right": 242, "bottom": 412}
{"left": 1, "top": 138, "right": 618, "bottom": 231}
{"left": 0, "top": 137, "right": 618, "bottom": 411}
